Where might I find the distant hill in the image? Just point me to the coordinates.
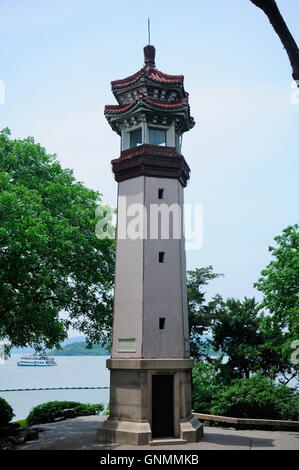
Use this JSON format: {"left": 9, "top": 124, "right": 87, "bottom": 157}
{"left": 11, "top": 335, "right": 218, "bottom": 357}
{"left": 48, "top": 341, "right": 110, "bottom": 356}
{"left": 61, "top": 336, "right": 86, "bottom": 346}
{"left": 11, "top": 336, "right": 86, "bottom": 354}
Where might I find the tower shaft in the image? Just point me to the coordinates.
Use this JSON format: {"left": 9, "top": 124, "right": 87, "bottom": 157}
{"left": 98, "top": 45, "right": 203, "bottom": 445}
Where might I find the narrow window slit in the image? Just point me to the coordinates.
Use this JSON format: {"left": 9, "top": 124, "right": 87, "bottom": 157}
{"left": 158, "top": 188, "right": 164, "bottom": 199}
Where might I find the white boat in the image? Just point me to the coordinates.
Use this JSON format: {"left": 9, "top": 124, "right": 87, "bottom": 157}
{"left": 17, "top": 356, "right": 57, "bottom": 367}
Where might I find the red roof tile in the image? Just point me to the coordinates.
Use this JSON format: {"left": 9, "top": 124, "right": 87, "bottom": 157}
{"left": 111, "top": 67, "right": 184, "bottom": 90}
{"left": 104, "top": 97, "right": 139, "bottom": 115}
{"left": 144, "top": 96, "right": 188, "bottom": 108}
{"left": 145, "top": 67, "right": 183, "bottom": 85}
{"left": 105, "top": 96, "right": 189, "bottom": 116}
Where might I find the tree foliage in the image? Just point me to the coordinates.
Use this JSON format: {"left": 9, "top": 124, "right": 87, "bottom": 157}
{"left": 205, "top": 291, "right": 297, "bottom": 385}
{"left": 210, "top": 373, "right": 299, "bottom": 420}
{"left": 0, "top": 128, "right": 115, "bottom": 352}
{"left": 187, "top": 266, "right": 223, "bottom": 360}
{"left": 255, "top": 225, "right": 298, "bottom": 336}
{"left": 192, "top": 364, "right": 299, "bottom": 420}
{"left": 192, "top": 362, "right": 219, "bottom": 414}
{"left": 209, "top": 297, "right": 264, "bottom": 383}
{"left": 187, "top": 232, "right": 298, "bottom": 384}
{"left": 254, "top": 224, "right": 299, "bottom": 383}
{"left": 0, "top": 397, "right": 14, "bottom": 425}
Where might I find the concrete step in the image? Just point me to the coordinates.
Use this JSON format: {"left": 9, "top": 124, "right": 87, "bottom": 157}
{"left": 149, "top": 438, "right": 187, "bottom": 446}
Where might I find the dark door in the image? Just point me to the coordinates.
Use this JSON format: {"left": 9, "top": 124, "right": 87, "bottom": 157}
{"left": 152, "top": 374, "right": 174, "bottom": 438}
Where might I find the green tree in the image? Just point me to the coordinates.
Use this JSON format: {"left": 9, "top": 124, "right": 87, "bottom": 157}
{"left": 254, "top": 224, "right": 299, "bottom": 384}
{"left": 187, "top": 266, "right": 223, "bottom": 361}
{"left": 0, "top": 128, "right": 115, "bottom": 352}
{"left": 209, "top": 297, "right": 264, "bottom": 383}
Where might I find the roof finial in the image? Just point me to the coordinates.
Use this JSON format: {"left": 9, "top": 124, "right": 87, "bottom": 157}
{"left": 144, "top": 19, "right": 155, "bottom": 69}
{"left": 148, "top": 17, "right": 150, "bottom": 45}
{"left": 144, "top": 44, "right": 156, "bottom": 67}
{"left": 144, "top": 17, "right": 155, "bottom": 68}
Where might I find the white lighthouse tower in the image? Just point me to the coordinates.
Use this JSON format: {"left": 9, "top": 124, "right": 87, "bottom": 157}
{"left": 98, "top": 45, "right": 203, "bottom": 445}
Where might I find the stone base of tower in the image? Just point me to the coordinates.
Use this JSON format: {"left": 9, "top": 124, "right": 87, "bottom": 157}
{"left": 97, "top": 358, "right": 203, "bottom": 445}
{"left": 97, "top": 418, "right": 152, "bottom": 445}
{"left": 97, "top": 415, "right": 203, "bottom": 446}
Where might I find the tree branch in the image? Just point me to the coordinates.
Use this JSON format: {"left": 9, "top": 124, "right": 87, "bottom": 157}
{"left": 281, "top": 371, "right": 297, "bottom": 386}
{"left": 250, "top": 0, "right": 299, "bottom": 84}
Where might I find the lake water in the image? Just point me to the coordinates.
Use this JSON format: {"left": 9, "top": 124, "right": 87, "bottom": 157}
{"left": 0, "top": 355, "right": 110, "bottom": 421}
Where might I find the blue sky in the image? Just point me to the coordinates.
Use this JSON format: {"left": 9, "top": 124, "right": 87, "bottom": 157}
{"left": 0, "top": 0, "right": 298, "bottom": 308}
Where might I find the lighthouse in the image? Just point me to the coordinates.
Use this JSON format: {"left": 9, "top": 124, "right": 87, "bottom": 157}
{"left": 98, "top": 45, "right": 203, "bottom": 445}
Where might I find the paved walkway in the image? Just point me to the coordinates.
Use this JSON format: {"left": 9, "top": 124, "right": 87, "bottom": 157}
{"left": 18, "top": 416, "right": 299, "bottom": 450}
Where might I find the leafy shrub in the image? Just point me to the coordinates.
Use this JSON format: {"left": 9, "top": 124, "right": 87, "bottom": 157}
{"left": 192, "top": 365, "right": 299, "bottom": 421}
{"left": 27, "top": 401, "right": 104, "bottom": 425}
{"left": 0, "top": 397, "right": 15, "bottom": 425}
{"left": 17, "top": 419, "right": 27, "bottom": 428}
{"left": 210, "top": 374, "right": 299, "bottom": 420}
{"left": 192, "top": 362, "right": 219, "bottom": 414}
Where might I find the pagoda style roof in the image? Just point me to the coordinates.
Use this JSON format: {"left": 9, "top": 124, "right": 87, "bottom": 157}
{"left": 111, "top": 67, "right": 184, "bottom": 91}
{"left": 105, "top": 45, "right": 195, "bottom": 133}
{"left": 111, "top": 44, "right": 184, "bottom": 91}
{"left": 105, "top": 94, "right": 189, "bottom": 116}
